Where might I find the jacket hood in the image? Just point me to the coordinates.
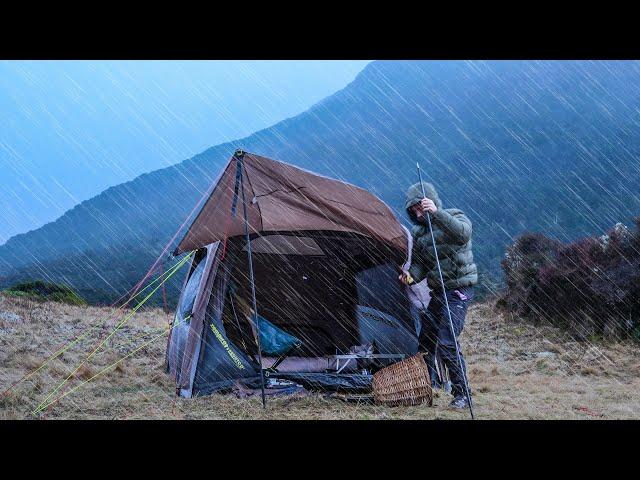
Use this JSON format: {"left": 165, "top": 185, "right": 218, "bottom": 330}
{"left": 405, "top": 182, "right": 442, "bottom": 224}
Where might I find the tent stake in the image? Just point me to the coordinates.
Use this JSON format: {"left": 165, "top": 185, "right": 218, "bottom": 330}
{"left": 237, "top": 152, "right": 267, "bottom": 408}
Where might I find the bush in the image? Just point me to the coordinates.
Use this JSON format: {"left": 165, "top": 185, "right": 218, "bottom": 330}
{"left": 499, "top": 218, "right": 640, "bottom": 339}
{"left": 3, "top": 280, "right": 86, "bottom": 306}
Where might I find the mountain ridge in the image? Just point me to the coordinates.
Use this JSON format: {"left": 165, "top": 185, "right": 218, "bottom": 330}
{"left": 2, "top": 60, "right": 640, "bottom": 304}
{"left": 0, "top": 61, "right": 375, "bottom": 253}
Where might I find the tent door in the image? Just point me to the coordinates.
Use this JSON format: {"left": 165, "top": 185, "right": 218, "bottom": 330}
{"left": 176, "top": 241, "right": 221, "bottom": 397}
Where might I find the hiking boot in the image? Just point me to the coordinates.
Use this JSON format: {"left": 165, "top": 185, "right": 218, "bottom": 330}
{"left": 449, "top": 395, "right": 471, "bottom": 410}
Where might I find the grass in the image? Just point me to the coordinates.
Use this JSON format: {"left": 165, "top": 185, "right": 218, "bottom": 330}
{"left": 4, "top": 280, "right": 86, "bottom": 306}
{"left": 1, "top": 293, "right": 639, "bottom": 420}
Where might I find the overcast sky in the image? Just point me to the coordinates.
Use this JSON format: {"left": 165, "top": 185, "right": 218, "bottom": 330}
{"left": 0, "top": 60, "right": 371, "bottom": 244}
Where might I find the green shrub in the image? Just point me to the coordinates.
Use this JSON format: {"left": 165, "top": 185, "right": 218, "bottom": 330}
{"left": 4, "top": 280, "right": 86, "bottom": 305}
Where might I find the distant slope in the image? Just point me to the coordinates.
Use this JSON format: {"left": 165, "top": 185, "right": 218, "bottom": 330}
{"left": 2, "top": 60, "right": 640, "bottom": 304}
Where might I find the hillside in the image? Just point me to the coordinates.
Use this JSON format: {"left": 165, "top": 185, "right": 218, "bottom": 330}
{"left": 2, "top": 61, "right": 640, "bottom": 304}
{"left": 1, "top": 293, "right": 639, "bottom": 419}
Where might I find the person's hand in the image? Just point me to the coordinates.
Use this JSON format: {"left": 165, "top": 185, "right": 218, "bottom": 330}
{"left": 398, "top": 271, "right": 414, "bottom": 285}
{"left": 420, "top": 197, "right": 437, "bottom": 215}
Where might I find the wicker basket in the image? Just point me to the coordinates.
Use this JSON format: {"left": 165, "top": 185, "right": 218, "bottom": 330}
{"left": 372, "top": 354, "right": 433, "bottom": 407}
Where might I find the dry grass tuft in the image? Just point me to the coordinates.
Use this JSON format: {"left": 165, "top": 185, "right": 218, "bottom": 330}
{"left": 74, "top": 365, "right": 95, "bottom": 381}
{"left": 19, "top": 355, "right": 43, "bottom": 371}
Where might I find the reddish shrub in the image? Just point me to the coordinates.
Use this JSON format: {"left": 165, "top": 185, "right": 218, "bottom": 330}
{"left": 500, "top": 220, "right": 640, "bottom": 339}
{"left": 499, "top": 233, "right": 561, "bottom": 318}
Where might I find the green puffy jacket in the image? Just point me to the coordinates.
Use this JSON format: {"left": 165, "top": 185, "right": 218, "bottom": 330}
{"left": 405, "top": 182, "right": 478, "bottom": 291}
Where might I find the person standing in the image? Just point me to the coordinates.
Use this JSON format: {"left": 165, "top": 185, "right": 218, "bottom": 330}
{"left": 399, "top": 182, "right": 477, "bottom": 410}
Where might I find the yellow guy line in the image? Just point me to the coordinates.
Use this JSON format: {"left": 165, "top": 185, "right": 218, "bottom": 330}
{"left": 33, "top": 252, "right": 193, "bottom": 414}
{"left": 34, "top": 317, "right": 185, "bottom": 414}
{"left": 3, "top": 252, "right": 193, "bottom": 396}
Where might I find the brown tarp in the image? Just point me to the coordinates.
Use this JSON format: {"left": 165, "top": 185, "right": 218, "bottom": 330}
{"left": 175, "top": 152, "right": 407, "bottom": 255}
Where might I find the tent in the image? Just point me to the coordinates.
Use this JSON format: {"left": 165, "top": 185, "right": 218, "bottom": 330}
{"left": 166, "top": 150, "right": 421, "bottom": 399}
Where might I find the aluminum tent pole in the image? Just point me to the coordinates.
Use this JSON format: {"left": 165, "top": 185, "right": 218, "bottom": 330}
{"left": 236, "top": 151, "right": 267, "bottom": 408}
{"left": 417, "top": 162, "right": 474, "bottom": 420}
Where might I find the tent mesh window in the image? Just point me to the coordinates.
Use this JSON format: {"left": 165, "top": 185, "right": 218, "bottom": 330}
{"left": 230, "top": 234, "right": 365, "bottom": 358}
{"left": 372, "top": 354, "right": 433, "bottom": 407}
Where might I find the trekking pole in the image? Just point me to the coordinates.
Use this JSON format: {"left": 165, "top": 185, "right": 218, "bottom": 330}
{"left": 416, "top": 163, "right": 474, "bottom": 420}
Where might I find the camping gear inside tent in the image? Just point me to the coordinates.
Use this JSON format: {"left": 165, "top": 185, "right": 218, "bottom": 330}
{"left": 166, "top": 150, "right": 420, "bottom": 399}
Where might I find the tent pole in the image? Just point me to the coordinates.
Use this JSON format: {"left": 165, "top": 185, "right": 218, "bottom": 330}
{"left": 237, "top": 152, "right": 267, "bottom": 408}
